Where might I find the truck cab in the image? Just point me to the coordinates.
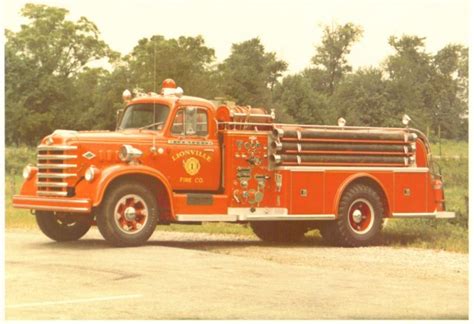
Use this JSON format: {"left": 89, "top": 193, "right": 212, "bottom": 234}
{"left": 117, "top": 93, "right": 222, "bottom": 192}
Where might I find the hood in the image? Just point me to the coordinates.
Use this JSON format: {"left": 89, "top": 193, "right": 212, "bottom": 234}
{"left": 40, "top": 129, "right": 163, "bottom": 146}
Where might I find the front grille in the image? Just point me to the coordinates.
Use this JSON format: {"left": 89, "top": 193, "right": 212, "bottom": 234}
{"left": 36, "top": 145, "right": 78, "bottom": 197}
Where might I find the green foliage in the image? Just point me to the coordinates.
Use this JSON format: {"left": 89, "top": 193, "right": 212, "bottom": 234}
{"left": 5, "top": 146, "right": 36, "bottom": 175}
{"left": 5, "top": 4, "right": 116, "bottom": 145}
{"left": 384, "top": 36, "right": 468, "bottom": 139}
{"left": 380, "top": 219, "right": 467, "bottom": 253}
{"left": 218, "top": 38, "right": 288, "bottom": 106}
{"left": 274, "top": 28, "right": 468, "bottom": 140}
{"left": 273, "top": 74, "right": 330, "bottom": 125}
{"left": 310, "top": 23, "right": 363, "bottom": 94}
{"left": 5, "top": 4, "right": 468, "bottom": 142}
{"left": 329, "top": 68, "right": 395, "bottom": 126}
{"left": 73, "top": 67, "right": 130, "bottom": 131}
{"left": 126, "top": 35, "right": 217, "bottom": 98}
{"left": 6, "top": 175, "right": 36, "bottom": 229}
{"left": 437, "top": 158, "right": 468, "bottom": 228}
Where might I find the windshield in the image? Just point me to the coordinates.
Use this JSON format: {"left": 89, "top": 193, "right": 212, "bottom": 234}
{"left": 118, "top": 103, "right": 170, "bottom": 130}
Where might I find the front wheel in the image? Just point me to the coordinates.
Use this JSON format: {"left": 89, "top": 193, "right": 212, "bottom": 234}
{"left": 97, "top": 182, "right": 158, "bottom": 247}
{"left": 36, "top": 211, "right": 93, "bottom": 242}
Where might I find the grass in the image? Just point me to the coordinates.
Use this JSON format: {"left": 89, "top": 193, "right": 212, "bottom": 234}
{"left": 5, "top": 175, "right": 36, "bottom": 229}
{"left": 5, "top": 142, "right": 468, "bottom": 253}
{"left": 430, "top": 139, "right": 468, "bottom": 159}
{"left": 380, "top": 218, "right": 468, "bottom": 252}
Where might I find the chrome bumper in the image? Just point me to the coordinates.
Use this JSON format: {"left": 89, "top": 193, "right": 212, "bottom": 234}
{"left": 12, "top": 195, "right": 92, "bottom": 213}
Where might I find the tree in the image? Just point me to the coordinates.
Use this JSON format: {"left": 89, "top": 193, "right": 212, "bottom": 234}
{"left": 273, "top": 23, "right": 363, "bottom": 125}
{"left": 384, "top": 36, "right": 468, "bottom": 138}
{"left": 384, "top": 36, "right": 434, "bottom": 132}
{"left": 219, "top": 38, "right": 287, "bottom": 106}
{"left": 310, "top": 23, "right": 363, "bottom": 94}
{"left": 125, "top": 35, "right": 216, "bottom": 98}
{"left": 272, "top": 74, "right": 329, "bottom": 125}
{"left": 330, "top": 68, "right": 393, "bottom": 127}
{"left": 432, "top": 44, "right": 468, "bottom": 139}
{"left": 5, "top": 4, "right": 115, "bottom": 144}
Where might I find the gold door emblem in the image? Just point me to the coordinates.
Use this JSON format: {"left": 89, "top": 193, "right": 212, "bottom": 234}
{"left": 183, "top": 157, "right": 201, "bottom": 176}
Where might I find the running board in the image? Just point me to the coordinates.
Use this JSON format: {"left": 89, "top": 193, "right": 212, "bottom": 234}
{"left": 176, "top": 208, "right": 335, "bottom": 222}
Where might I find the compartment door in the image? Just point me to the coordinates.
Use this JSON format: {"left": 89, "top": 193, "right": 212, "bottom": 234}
{"left": 393, "top": 172, "right": 428, "bottom": 213}
{"left": 290, "top": 171, "right": 325, "bottom": 215}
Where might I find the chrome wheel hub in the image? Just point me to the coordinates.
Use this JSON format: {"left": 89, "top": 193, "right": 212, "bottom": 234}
{"left": 348, "top": 198, "right": 375, "bottom": 235}
{"left": 124, "top": 207, "right": 137, "bottom": 221}
{"left": 114, "top": 194, "right": 149, "bottom": 235}
{"left": 352, "top": 209, "right": 363, "bottom": 223}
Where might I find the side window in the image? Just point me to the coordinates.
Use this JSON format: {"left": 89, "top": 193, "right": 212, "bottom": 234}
{"left": 171, "top": 110, "right": 184, "bottom": 135}
{"left": 195, "top": 110, "right": 208, "bottom": 136}
{"left": 171, "top": 107, "right": 208, "bottom": 136}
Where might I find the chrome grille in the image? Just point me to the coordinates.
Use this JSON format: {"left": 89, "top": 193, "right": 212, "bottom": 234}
{"left": 36, "top": 145, "right": 78, "bottom": 197}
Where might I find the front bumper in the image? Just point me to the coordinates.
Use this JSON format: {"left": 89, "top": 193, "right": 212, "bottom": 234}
{"left": 12, "top": 195, "right": 92, "bottom": 213}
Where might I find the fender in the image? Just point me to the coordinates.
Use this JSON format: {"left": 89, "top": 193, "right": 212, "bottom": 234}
{"left": 92, "top": 164, "right": 174, "bottom": 215}
{"left": 332, "top": 172, "right": 392, "bottom": 218}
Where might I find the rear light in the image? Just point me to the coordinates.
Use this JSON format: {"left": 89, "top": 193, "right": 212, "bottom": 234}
{"left": 433, "top": 179, "right": 443, "bottom": 190}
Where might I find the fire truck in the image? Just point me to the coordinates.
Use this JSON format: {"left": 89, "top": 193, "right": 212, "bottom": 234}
{"left": 13, "top": 79, "right": 455, "bottom": 247}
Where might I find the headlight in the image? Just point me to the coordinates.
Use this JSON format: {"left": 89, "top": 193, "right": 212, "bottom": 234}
{"left": 119, "top": 145, "right": 143, "bottom": 162}
{"left": 85, "top": 166, "right": 96, "bottom": 182}
{"left": 22, "top": 164, "right": 37, "bottom": 180}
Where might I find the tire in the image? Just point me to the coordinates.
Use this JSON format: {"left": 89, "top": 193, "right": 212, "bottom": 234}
{"left": 250, "top": 221, "right": 308, "bottom": 243}
{"left": 331, "top": 184, "right": 384, "bottom": 247}
{"left": 35, "top": 211, "right": 93, "bottom": 242}
{"left": 97, "top": 182, "right": 158, "bottom": 247}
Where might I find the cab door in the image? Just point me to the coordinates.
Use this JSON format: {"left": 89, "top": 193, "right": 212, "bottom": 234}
{"left": 166, "top": 106, "right": 221, "bottom": 191}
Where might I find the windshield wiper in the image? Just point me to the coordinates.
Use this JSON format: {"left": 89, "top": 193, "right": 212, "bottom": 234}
{"left": 138, "top": 121, "right": 164, "bottom": 130}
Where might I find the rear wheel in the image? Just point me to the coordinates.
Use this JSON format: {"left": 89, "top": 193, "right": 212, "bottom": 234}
{"left": 250, "top": 221, "right": 308, "bottom": 243}
{"left": 97, "top": 182, "right": 158, "bottom": 247}
{"left": 35, "top": 211, "right": 93, "bottom": 242}
{"left": 331, "top": 184, "right": 384, "bottom": 247}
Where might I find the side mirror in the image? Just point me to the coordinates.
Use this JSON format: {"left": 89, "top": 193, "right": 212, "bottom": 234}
{"left": 116, "top": 109, "right": 124, "bottom": 129}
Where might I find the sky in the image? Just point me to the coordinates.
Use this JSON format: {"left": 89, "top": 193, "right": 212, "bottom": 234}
{"left": 3, "top": 0, "right": 471, "bottom": 74}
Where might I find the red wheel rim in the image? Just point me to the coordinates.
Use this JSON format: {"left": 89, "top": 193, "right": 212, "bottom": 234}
{"left": 114, "top": 194, "right": 149, "bottom": 235}
{"left": 348, "top": 199, "right": 374, "bottom": 235}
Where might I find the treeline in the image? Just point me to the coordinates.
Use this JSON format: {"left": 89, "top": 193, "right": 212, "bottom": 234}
{"left": 5, "top": 4, "right": 468, "bottom": 145}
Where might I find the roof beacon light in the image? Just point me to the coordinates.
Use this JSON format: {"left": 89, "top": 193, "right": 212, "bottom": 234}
{"left": 162, "top": 78, "right": 177, "bottom": 89}
{"left": 161, "top": 78, "right": 183, "bottom": 97}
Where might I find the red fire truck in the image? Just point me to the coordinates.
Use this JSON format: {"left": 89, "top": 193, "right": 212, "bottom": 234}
{"left": 13, "top": 79, "right": 455, "bottom": 247}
